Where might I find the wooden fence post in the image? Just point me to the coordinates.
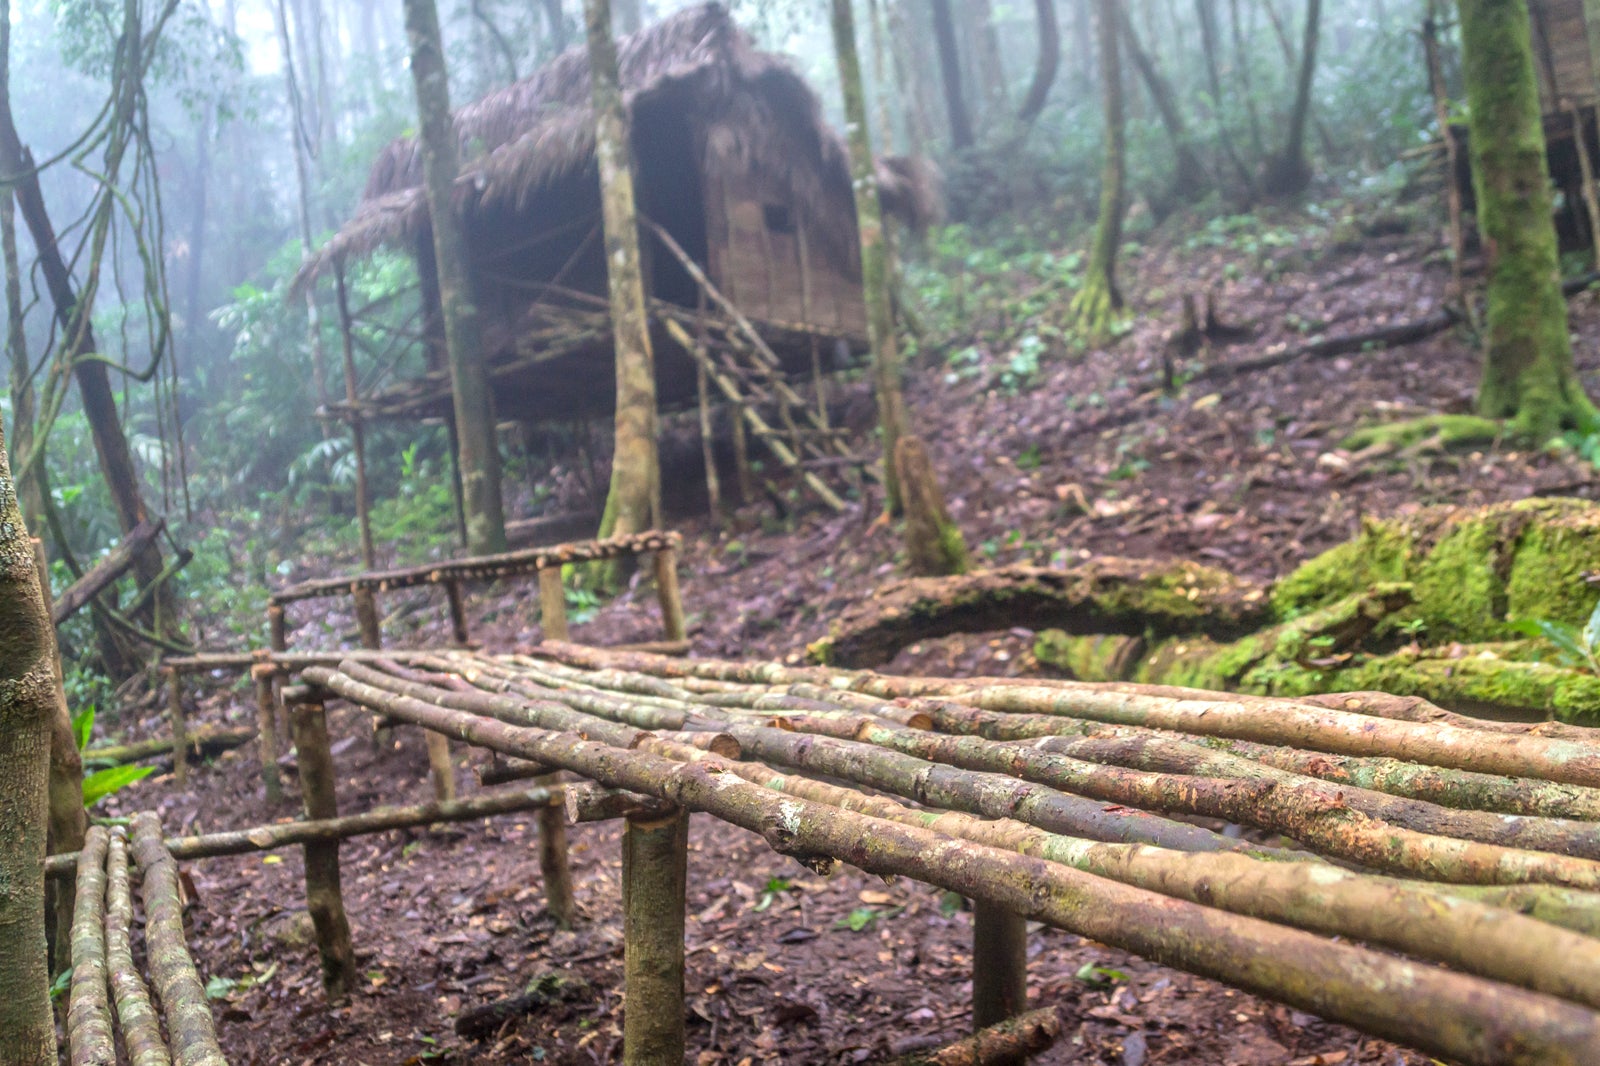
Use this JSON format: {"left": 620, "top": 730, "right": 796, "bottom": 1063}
{"left": 972, "top": 900, "right": 1029, "bottom": 1056}
{"left": 652, "top": 547, "right": 686, "bottom": 643}
{"left": 538, "top": 772, "right": 577, "bottom": 928}
{"left": 353, "top": 586, "right": 382, "bottom": 651}
{"left": 250, "top": 662, "right": 281, "bottom": 803}
{"left": 622, "top": 807, "right": 688, "bottom": 1066}
{"left": 289, "top": 696, "right": 357, "bottom": 1003}
{"left": 268, "top": 604, "right": 287, "bottom": 651}
{"left": 538, "top": 566, "right": 570, "bottom": 641}
{"left": 445, "top": 579, "right": 470, "bottom": 645}
{"left": 164, "top": 667, "right": 188, "bottom": 786}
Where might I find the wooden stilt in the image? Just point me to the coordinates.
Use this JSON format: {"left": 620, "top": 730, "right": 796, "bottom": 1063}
{"left": 731, "top": 400, "right": 755, "bottom": 504}
{"left": 537, "top": 771, "right": 577, "bottom": 928}
{"left": 426, "top": 731, "right": 456, "bottom": 803}
{"left": 694, "top": 298, "right": 722, "bottom": 524}
{"left": 445, "top": 579, "right": 470, "bottom": 645}
{"left": 251, "top": 663, "right": 282, "bottom": 803}
{"left": 653, "top": 547, "right": 687, "bottom": 643}
{"left": 972, "top": 900, "right": 1029, "bottom": 1054}
{"left": 335, "top": 264, "right": 377, "bottom": 571}
{"left": 353, "top": 586, "right": 382, "bottom": 650}
{"left": 268, "top": 604, "right": 288, "bottom": 651}
{"left": 289, "top": 699, "right": 357, "bottom": 1003}
{"left": 1571, "top": 103, "right": 1600, "bottom": 271}
{"left": 164, "top": 667, "right": 187, "bottom": 786}
{"left": 538, "top": 565, "right": 570, "bottom": 641}
{"left": 622, "top": 807, "right": 688, "bottom": 1066}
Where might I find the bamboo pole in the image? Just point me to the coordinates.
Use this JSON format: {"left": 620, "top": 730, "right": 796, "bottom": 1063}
{"left": 538, "top": 566, "right": 570, "bottom": 641}
{"left": 163, "top": 667, "right": 187, "bottom": 785}
{"left": 652, "top": 546, "right": 686, "bottom": 643}
{"left": 622, "top": 807, "right": 688, "bottom": 1066}
{"left": 353, "top": 586, "right": 382, "bottom": 650}
{"left": 129, "top": 813, "right": 227, "bottom": 1066}
{"left": 251, "top": 664, "right": 282, "bottom": 802}
{"left": 289, "top": 700, "right": 357, "bottom": 1003}
{"left": 292, "top": 669, "right": 1600, "bottom": 1066}
{"left": 67, "top": 826, "right": 115, "bottom": 1066}
{"left": 105, "top": 830, "right": 169, "bottom": 1066}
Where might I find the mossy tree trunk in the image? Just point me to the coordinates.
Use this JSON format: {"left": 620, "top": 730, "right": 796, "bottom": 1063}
{"left": 1068, "top": 0, "right": 1127, "bottom": 343}
{"left": 831, "top": 0, "right": 920, "bottom": 516}
{"left": 929, "top": 0, "right": 973, "bottom": 150}
{"left": 1458, "top": 0, "right": 1599, "bottom": 438}
{"left": 0, "top": 415, "right": 58, "bottom": 1066}
{"left": 402, "top": 0, "right": 508, "bottom": 557}
{"left": 895, "top": 437, "right": 968, "bottom": 577}
{"left": 1118, "top": 5, "right": 1208, "bottom": 199}
{"left": 586, "top": 0, "right": 661, "bottom": 548}
{"left": 1262, "top": 0, "right": 1321, "bottom": 196}
{"left": 2, "top": 194, "right": 38, "bottom": 527}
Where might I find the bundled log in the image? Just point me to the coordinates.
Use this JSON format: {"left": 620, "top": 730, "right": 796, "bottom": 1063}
{"left": 129, "top": 813, "right": 226, "bottom": 1066}
{"left": 299, "top": 662, "right": 1600, "bottom": 1066}
{"left": 67, "top": 826, "right": 115, "bottom": 1066}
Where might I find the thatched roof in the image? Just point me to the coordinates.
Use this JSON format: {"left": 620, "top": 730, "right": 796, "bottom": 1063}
{"left": 297, "top": 2, "right": 934, "bottom": 288}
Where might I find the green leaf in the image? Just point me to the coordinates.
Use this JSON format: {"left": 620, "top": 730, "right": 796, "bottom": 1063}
{"left": 204, "top": 975, "right": 239, "bottom": 1000}
{"left": 1583, "top": 598, "right": 1600, "bottom": 656}
{"left": 49, "top": 967, "right": 73, "bottom": 1001}
{"left": 82, "top": 764, "right": 155, "bottom": 807}
{"left": 1074, "top": 962, "right": 1129, "bottom": 988}
{"left": 72, "top": 706, "right": 95, "bottom": 752}
{"left": 835, "top": 907, "right": 878, "bottom": 932}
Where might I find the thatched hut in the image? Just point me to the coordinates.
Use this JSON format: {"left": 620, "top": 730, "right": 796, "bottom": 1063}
{"left": 301, "top": 2, "right": 932, "bottom": 428}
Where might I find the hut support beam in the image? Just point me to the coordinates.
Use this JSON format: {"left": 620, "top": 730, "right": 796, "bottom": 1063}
{"left": 290, "top": 699, "right": 358, "bottom": 1003}
{"left": 972, "top": 901, "right": 1029, "bottom": 1053}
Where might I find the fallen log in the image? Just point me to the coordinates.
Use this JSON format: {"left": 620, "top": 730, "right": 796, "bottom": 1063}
{"left": 809, "top": 560, "right": 1271, "bottom": 668}
{"left": 104, "top": 831, "right": 166, "bottom": 1066}
{"left": 454, "top": 973, "right": 591, "bottom": 1040}
{"left": 67, "top": 826, "right": 115, "bottom": 1066}
{"left": 81, "top": 727, "right": 256, "bottom": 768}
{"left": 52, "top": 518, "right": 162, "bottom": 625}
{"left": 894, "top": 1006, "right": 1062, "bottom": 1065}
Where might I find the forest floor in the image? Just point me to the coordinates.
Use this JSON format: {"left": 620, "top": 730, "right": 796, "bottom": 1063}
{"left": 102, "top": 198, "right": 1600, "bottom": 1064}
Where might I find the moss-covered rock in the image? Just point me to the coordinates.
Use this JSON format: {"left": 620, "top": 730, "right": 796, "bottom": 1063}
{"left": 1270, "top": 498, "right": 1600, "bottom": 643}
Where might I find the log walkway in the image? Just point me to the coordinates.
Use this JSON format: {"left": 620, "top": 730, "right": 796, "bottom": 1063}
{"left": 114, "top": 630, "right": 1600, "bottom": 1062}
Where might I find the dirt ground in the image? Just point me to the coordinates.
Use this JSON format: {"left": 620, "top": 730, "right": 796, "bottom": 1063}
{"left": 95, "top": 209, "right": 1600, "bottom": 1064}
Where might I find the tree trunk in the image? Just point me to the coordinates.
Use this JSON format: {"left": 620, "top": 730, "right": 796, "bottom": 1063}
{"left": 585, "top": 0, "right": 661, "bottom": 550}
{"left": 1118, "top": 5, "right": 1208, "bottom": 199}
{"left": 1458, "top": 0, "right": 1598, "bottom": 437}
{"left": 402, "top": 0, "right": 509, "bottom": 555}
{"left": 895, "top": 437, "right": 968, "bottom": 576}
{"left": 969, "top": 0, "right": 1009, "bottom": 120}
{"left": 542, "top": 0, "right": 568, "bottom": 52}
{"left": 2, "top": 195, "right": 37, "bottom": 527}
{"left": 0, "top": 413, "right": 59, "bottom": 1065}
{"left": 831, "top": 0, "right": 913, "bottom": 513}
{"left": 1068, "top": 0, "right": 1127, "bottom": 341}
{"left": 1016, "top": 0, "right": 1060, "bottom": 124}
{"left": 1263, "top": 0, "right": 1321, "bottom": 196}
{"left": 930, "top": 0, "right": 974, "bottom": 150}
{"left": 612, "top": 0, "right": 641, "bottom": 35}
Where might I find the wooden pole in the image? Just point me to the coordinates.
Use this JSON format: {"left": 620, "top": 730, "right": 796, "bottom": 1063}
{"left": 334, "top": 263, "right": 377, "bottom": 571}
{"left": 444, "top": 579, "right": 470, "bottom": 645}
{"left": 268, "top": 603, "right": 288, "bottom": 651}
{"left": 538, "top": 566, "right": 570, "bottom": 641}
{"left": 693, "top": 298, "right": 721, "bottom": 524}
{"left": 730, "top": 399, "right": 754, "bottom": 503}
{"left": 652, "top": 547, "right": 686, "bottom": 643}
{"left": 251, "top": 664, "right": 282, "bottom": 803}
{"left": 536, "top": 771, "right": 577, "bottom": 928}
{"left": 289, "top": 699, "right": 357, "bottom": 1003}
{"left": 353, "top": 586, "right": 382, "bottom": 651}
{"left": 164, "top": 667, "right": 187, "bottom": 786}
{"left": 1571, "top": 102, "right": 1600, "bottom": 271}
{"left": 972, "top": 902, "right": 1029, "bottom": 1052}
{"left": 622, "top": 807, "right": 688, "bottom": 1066}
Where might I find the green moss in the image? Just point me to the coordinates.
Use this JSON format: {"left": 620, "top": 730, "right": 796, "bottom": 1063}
{"left": 1339, "top": 414, "right": 1503, "bottom": 452}
{"left": 1033, "top": 631, "right": 1144, "bottom": 681}
{"left": 1270, "top": 500, "right": 1600, "bottom": 643}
